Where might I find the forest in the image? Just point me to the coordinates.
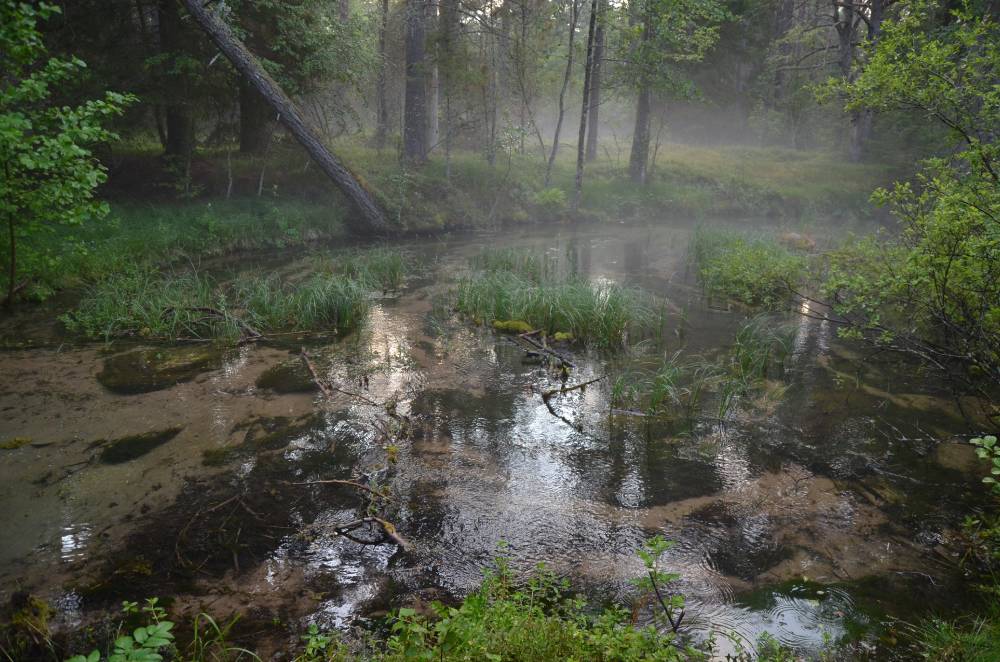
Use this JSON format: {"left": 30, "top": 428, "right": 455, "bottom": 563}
{"left": 1, "top": 0, "right": 999, "bottom": 659}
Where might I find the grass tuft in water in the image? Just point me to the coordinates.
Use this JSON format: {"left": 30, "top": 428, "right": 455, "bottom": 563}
{"left": 456, "top": 270, "right": 658, "bottom": 348}
{"left": 457, "top": 248, "right": 659, "bottom": 347}
{"left": 317, "top": 247, "right": 409, "bottom": 292}
{"left": 689, "top": 227, "right": 808, "bottom": 310}
{"left": 63, "top": 263, "right": 371, "bottom": 341}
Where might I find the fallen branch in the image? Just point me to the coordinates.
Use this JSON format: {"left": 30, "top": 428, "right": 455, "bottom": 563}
{"left": 300, "top": 348, "right": 382, "bottom": 407}
{"left": 516, "top": 331, "right": 575, "bottom": 368}
{"left": 541, "top": 375, "right": 604, "bottom": 401}
{"left": 162, "top": 306, "right": 262, "bottom": 342}
{"left": 286, "top": 478, "right": 392, "bottom": 501}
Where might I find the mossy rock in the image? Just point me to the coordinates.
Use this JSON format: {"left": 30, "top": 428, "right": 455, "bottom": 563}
{"left": 255, "top": 360, "right": 318, "bottom": 394}
{"left": 0, "top": 437, "right": 32, "bottom": 451}
{"left": 492, "top": 319, "right": 533, "bottom": 334}
{"left": 96, "top": 427, "right": 183, "bottom": 464}
{"left": 98, "top": 346, "right": 223, "bottom": 394}
{"left": 552, "top": 331, "right": 574, "bottom": 342}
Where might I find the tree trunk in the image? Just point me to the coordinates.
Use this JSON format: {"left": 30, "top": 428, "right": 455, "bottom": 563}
{"left": 628, "top": 85, "right": 651, "bottom": 184}
{"left": 180, "top": 0, "right": 390, "bottom": 234}
{"left": 159, "top": 0, "right": 195, "bottom": 157}
{"left": 573, "top": 0, "right": 599, "bottom": 210}
{"left": 240, "top": 79, "right": 274, "bottom": 154}
{"left": 628, "top": 8, "right": 652, "bottom": 184}
{"left": 544, "top": 0, "right": 580, "bottom": 186}
{"left": 403, "top": 0, "right": 430, "bottom": 163}
{"left": 374, "top": 0, "right": 389, "bottom": 149}
{"left": 339, "top": 0, "right": 350, "bottom": 23}
{"left": 584, "top": 0, "right": 604, "bottom": 162}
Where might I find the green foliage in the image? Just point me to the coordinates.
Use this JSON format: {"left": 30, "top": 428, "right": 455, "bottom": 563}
{"left": 0, "top": 0, "right": 133, "bottom": 303}
{"left": 689, "top": 228, "right": 807, "bottom": 309}
{"left": 67, "top": 599, "right": 175, "bottom": 662}
{"left": 62, "top": 264, "right": 370, "bottom": 341}
{"left": 972, "top": 436, "right": 1000, "bottom": 494}
{"left": 822, "top": 1, "right": 1000, "bottom": 392}
{"left": 455, "top": 269, "right": 659, "bottom": 348}
{"left": 319, "top": 248, "right": 408, "bottom": 292}
{"left": 379, "top": 554, "right": 691, "bottom": 661}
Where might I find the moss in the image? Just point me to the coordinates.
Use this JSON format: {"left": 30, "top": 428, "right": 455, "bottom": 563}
{"left": 492, "top": 319, "right": 534, "bottom": 334}
{"left": 0, "top": 437, "right": 32, "bottom": 450}
{"left": 552, "top": 331, "right": 574, "bottom": 342}
{"left": 97, "top": 427, "right": 183, "bottom": 464}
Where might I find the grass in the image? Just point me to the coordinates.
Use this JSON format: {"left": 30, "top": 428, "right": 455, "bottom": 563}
{"left": 611, "top": 317, "right": 795, "bottom": 422}
{"left": 4, "top": 140, "right": 885, "bottom": 305}
{"left": 62, "top": 263, "right": 371, "bottom": 341}
{"left": 909, "top": 607, "right": 1000, "bottom": 662}
{"left": 5, "top": 198, "right": 349, "bottom": 301}
{"left": 314, "top": 247, "right": 409, "bottom": 292}
{"left": 689, "top": 227, "right": 809, "bottom": 310}
{"left": 455, "top": 270, "right": 660, "bottom": 348}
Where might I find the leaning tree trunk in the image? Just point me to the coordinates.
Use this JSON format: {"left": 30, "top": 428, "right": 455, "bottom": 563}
{"left": 584, "top": 0, "right": 604, "bottom": 162}
{"left": 180, "top": 0, "right": 389, "bottom": 234}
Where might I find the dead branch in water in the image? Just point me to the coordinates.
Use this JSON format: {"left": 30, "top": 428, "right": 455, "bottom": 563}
{"left": 162, "top": 305, "right": 262, "bottom": 342}
{"left": 300, "top": 348, "right": 383, "bottom": 407}
{"left": 516, "top": 330, "right": 576, "bottom": 368}
{"left": 541, "top": 375, "right": 604, "bottom": 401}
{"left": 332, "top": 516, "right": 410, "bottom": 550}
{"left": 286, "top": 478, "right": 392, "bottom": 501}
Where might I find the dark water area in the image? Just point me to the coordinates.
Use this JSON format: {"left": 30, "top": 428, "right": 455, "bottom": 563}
{"left": 0, "top": 221, "right": 987, "bottom": 658}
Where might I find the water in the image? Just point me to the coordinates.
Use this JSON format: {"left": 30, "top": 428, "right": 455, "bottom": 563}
{"left": 0, "top": 221, "right": 984, "bottom": 658}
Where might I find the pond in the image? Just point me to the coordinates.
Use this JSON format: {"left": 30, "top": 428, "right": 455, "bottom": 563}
{"left": 0, "top": 220, "right": 985, "bottom": 658}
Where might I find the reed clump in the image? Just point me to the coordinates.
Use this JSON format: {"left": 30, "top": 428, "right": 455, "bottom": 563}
{"left": 456, "top": 249, "right": 660, "bottom": 348}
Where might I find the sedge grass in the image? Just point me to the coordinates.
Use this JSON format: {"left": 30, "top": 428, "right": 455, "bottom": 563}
{"left": 63, "top": 264, "right": 371, "bottom": 341}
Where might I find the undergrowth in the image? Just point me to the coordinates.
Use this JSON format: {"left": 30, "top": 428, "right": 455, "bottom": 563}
{"left": 689, "top": 228, "right": 808, "bottom": 310}
{"left": 62, "top": 264, "right": 370, "bottom": 341}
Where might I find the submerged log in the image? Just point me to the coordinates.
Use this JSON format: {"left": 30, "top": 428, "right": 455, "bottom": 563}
{"left": 180, "top": 0, "right": 390, "bottom": 235}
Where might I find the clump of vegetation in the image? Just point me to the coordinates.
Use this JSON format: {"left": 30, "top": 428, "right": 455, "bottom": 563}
{"left": 456, "top": 270, "right": 658, "bottom": 348}
{"left": 62, "top": 263, "right": 370, "bottom": 341}
{"left": 614, "top": 317, "right": 795, "bottom": 422}
{"left": 456, "top": 249, "right": 659, "bottom": 347}
{"left": 317, "top": 247, "right": 409, "bottom": 292}
{"left": 689, "top": 228, "right": 808, "bottom": 309}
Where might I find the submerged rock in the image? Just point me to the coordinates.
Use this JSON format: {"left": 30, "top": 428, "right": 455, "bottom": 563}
{"left": 97, "top": 427, "right": 182, "bottom": 464}
{"left": 256, "top": 360, "right": 318, "bottom": 393}
{"left": 97, "top": 346, "right": 223, "bottom": 394}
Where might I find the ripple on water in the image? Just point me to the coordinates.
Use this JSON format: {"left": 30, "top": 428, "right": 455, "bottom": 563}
{"left": 694, "top": 582, "right": 863, "bottom": 656}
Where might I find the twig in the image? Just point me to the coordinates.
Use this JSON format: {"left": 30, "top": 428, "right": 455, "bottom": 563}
{"left": 286, "top": 478, "right": 391, "bottom": 501}
{"left": 516, "top": 331, "right": 576, "bottom": 368}
{"left": 541, "top": 375, "right": 604, "bottom": 400}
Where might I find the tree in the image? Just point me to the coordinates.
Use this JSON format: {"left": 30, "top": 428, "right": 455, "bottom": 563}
{"left": 822, "top": 0, "right": 1000, "bottom": 410}
{"left": 623, "top": 0, "right": 727, "bottom": 184}
{"left": 574, "top": 0, "right": 600, "bottom": 209}
{"left": 179, "top": 0, "right": 390, "bottom": 233}
{"left": 544, "top": 0, "right": 581, "bottom": 186}
{"left": 584, "top": 0, "right": 606, "bottom": 162}
{"left": 403, "top": 0, "right": 430, "bottom": 163}
{"left": 0, "top": 1, "right": 133, "bottom": 306}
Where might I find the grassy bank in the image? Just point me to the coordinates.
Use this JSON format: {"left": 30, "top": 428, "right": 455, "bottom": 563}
{"left": 3, "top": 141, "right": 886, "bottom": 305}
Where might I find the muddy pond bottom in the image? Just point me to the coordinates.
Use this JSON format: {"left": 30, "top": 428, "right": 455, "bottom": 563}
{"left": 0, "top": 221, "right": 985, "bottom": 658}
